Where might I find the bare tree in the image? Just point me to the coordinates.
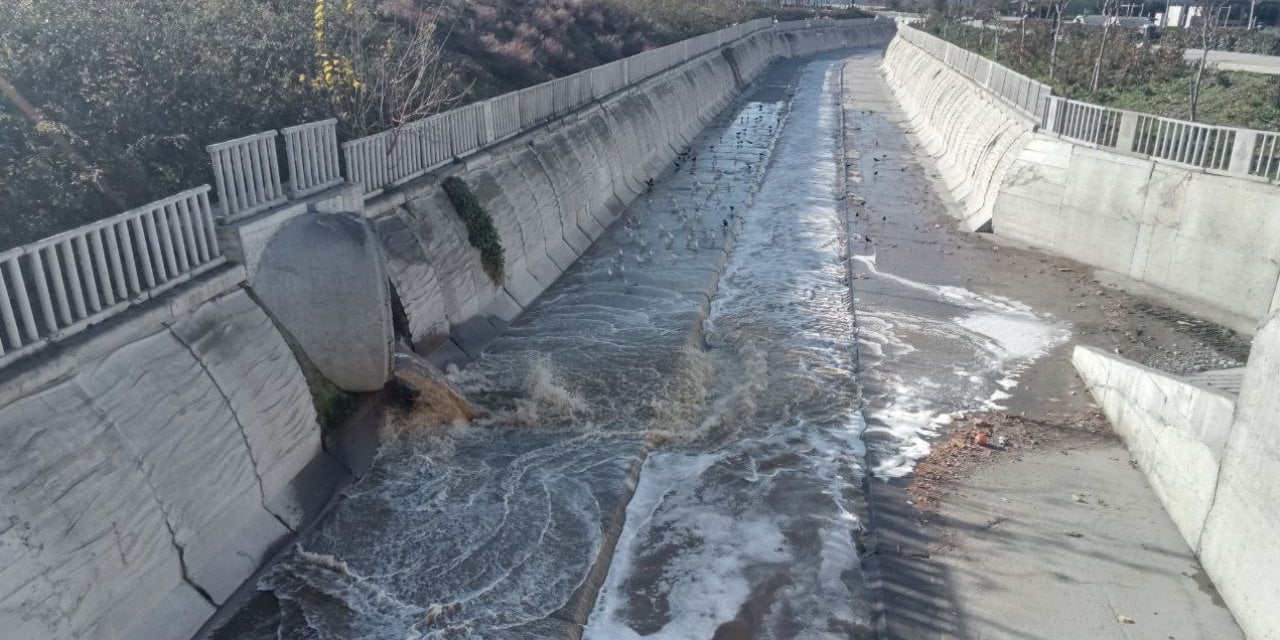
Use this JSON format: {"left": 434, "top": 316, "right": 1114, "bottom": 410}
{"left": 313, "top": 1, "right": 461, "bottom": 138}
{"left": 1189, "top": 0, "right": 1232, "bottom": 121}
{"left": 1049, "top": 0, "right": 1067, "bottom": 79}
{"left": 1091, "top": 0, "right": 1121, "bottom": 93}
{"left": 1019, "top": 0, "right": 1031, "bottom": 51}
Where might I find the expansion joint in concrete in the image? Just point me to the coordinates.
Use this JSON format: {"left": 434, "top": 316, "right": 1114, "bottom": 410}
{"left": 1197, "top": 421, "right": 1233, "bottom": 555}
{"left": 78, "top": 385, "right": 219, "bottom": 608}
{"left": 164, "top": 312, "right": 293, "bottom": 534}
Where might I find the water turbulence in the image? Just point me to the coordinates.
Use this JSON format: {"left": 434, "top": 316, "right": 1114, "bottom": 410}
{"left": 220, "top": 51, "right": 1075, "bottom": 640}
{"left": 584, "top": 60, "right": 872, "bottom": 640}
{"left": 234, "top": 56, "right": 824, "bottom": 640}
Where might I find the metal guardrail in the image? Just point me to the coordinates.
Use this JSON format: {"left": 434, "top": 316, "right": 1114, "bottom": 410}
{"left": 0, "top": 186, "right": 223, "bottom": 366}
{"left": 901, "top": 26, "right": 1280, "bottom": 182}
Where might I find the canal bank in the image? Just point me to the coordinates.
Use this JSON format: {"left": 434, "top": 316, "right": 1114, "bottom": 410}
{"left": 841, "top": 53, "right": 1245, "bottom": 639}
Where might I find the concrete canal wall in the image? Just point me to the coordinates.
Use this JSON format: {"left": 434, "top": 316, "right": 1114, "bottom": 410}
{"left": 881, "top": 31, "right": 1280, "bottom": 333}
{"left": 880, "top": 26, "right": 1280, "bottom": 640}
{"left": 1075, "top": 314, "right": 1280, "bottom": 640}
{"left": 371, "top": 22, "right": 896, "bottom": 366}
{"left": 0, "top": 21, "right": 895, "bottom": 640}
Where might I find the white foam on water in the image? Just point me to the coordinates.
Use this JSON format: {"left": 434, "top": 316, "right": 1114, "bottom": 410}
{"left": 584, "top": 452, "right": 793, "bottom": 640}
{"left": 587, "top": 61, "right": 874, "bottom": 639}
{"left": 957, "top": 311, "right": 1064, "bottom": 361}
{"left": 852, "top": 254, "right": 1071, "bottom": 478}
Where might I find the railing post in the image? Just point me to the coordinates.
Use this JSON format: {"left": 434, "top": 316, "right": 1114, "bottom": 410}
{"left": 1116, "top": 111, "right": 1141, "bottom": 154}
{"left": 1043, "top": 97, "right": 1061, "bottom": 133}
{"left": 482, "top": 101, "right": 496, "bottom": 146}
{"left": 1228, "top": 130, "right": 1258, "bottom": 176}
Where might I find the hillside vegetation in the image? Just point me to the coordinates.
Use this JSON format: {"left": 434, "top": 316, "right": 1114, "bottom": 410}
{"left": 0, "top": 0, "right": 867, "bottom": 248}
{"left": 918, "top": 19, "right": 1280, "bottom": 130}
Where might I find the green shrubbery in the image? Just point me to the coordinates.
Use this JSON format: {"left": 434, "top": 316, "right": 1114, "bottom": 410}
{"left": 442, "top": 176, "right": 504, "bottom": 284}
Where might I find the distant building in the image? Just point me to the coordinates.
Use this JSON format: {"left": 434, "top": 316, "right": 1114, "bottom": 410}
{"left": 1156, "top": 0, "right": 1206, "bottom": 27}
{"left": 1154, "top": 0, "right": 1241, "bottom": 27}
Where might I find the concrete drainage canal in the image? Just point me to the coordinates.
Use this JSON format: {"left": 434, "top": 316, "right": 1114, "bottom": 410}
{"left": 211, "top": 50, "right": 1064, "bottom": 640}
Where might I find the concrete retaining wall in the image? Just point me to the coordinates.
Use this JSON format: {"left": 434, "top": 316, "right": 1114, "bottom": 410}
{"left": 0, "top": 271, "right": 341, "bottom": 640}
{"left": 1076, "top": 322, "right": 1280, "bottom": 639}
{"left": 880, "top": 35, "right": 1035, "bottom": 231}
{"left": 1198, "top": 310, "right": 1280, "bottom": 640}
{"left": 881, "top": 32, "right": 1280, "bottom": 330}
{"left": 1072, "top": 346, "right": 1236, "bottom": 548}
{"left": 372, "top": 22, "right": 896, "bottom": 365}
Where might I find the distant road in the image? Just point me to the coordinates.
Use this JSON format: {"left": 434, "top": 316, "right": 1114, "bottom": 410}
{"left": 1185, "top": 48, "right": 1280, "bottom": 74}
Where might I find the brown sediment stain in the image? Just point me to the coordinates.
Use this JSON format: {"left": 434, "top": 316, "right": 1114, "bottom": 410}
{"left": 383, "top": 367, "right": 478, "bottom": 436}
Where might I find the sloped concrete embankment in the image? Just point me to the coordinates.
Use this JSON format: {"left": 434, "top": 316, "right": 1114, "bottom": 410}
{"left": 1075, "top": 314, "right": 1280, "bottom": 639}
{"left": 0, "top": 22, "right": 896, "bottom": 640}
{"left": 0, "top": 268, "right": 345, "bottom": 640}
{"left": 370, "top": 22, "right": 896, "bottom": 365}
{"left": 879, "top": 35, "right": 1034, "bottom": 232}
{"left": 881, "top": 32, "right": 1280, "bottom": 332}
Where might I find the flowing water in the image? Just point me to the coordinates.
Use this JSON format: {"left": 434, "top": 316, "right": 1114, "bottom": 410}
{"left": 218, "top": 52, "right": 1067, "bottom": 640}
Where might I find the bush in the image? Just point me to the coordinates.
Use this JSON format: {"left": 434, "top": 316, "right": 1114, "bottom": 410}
{"left": 441, "top": 176, "right": 504, "bottom": 284}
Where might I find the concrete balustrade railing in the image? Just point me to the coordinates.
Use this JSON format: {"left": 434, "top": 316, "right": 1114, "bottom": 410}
{"left": 324, "top": 17, "right": 883, "bottom": 196}
{"left": 1044, "top": 97, "right": 1123, "bottom": 147}
{"left": 337, "top": 16, "right": 818, "bottom": 194}
{"left": 282, "top": 119, "right": 343, "bottom": 198}
{"left": 1252, "top": 132, "right": 1280, "bottom": 180}
{"left": 903, "top": 26, "right": 1280, "bottom": 182}
{"left": 0, "top": 186, "right": 223, "bottom": 366}
{"left": 0, "top": 17, "right": 885, "bottom": 369}
{"left": 1133, "top": 114, "right": 1237, "bottom": 171}
{"left": 206, "top": 130, "right": 287, "bottom": 220}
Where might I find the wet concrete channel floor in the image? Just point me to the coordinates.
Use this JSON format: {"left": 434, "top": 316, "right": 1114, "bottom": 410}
{"left": 840, "top": 53, "right": 1244, "bottom": 639}
{"left": 211, "top": 49, "right": 1246, "bottom": 640}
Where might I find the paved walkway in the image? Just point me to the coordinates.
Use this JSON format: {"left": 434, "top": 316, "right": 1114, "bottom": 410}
{"left": 1185, "top": 48, "right": 1280, "bottom": 75}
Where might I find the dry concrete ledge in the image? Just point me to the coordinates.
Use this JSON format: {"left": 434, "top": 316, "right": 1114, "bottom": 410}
{"left": 1073, "top": 345, "right": 1236, "bottom": 548}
